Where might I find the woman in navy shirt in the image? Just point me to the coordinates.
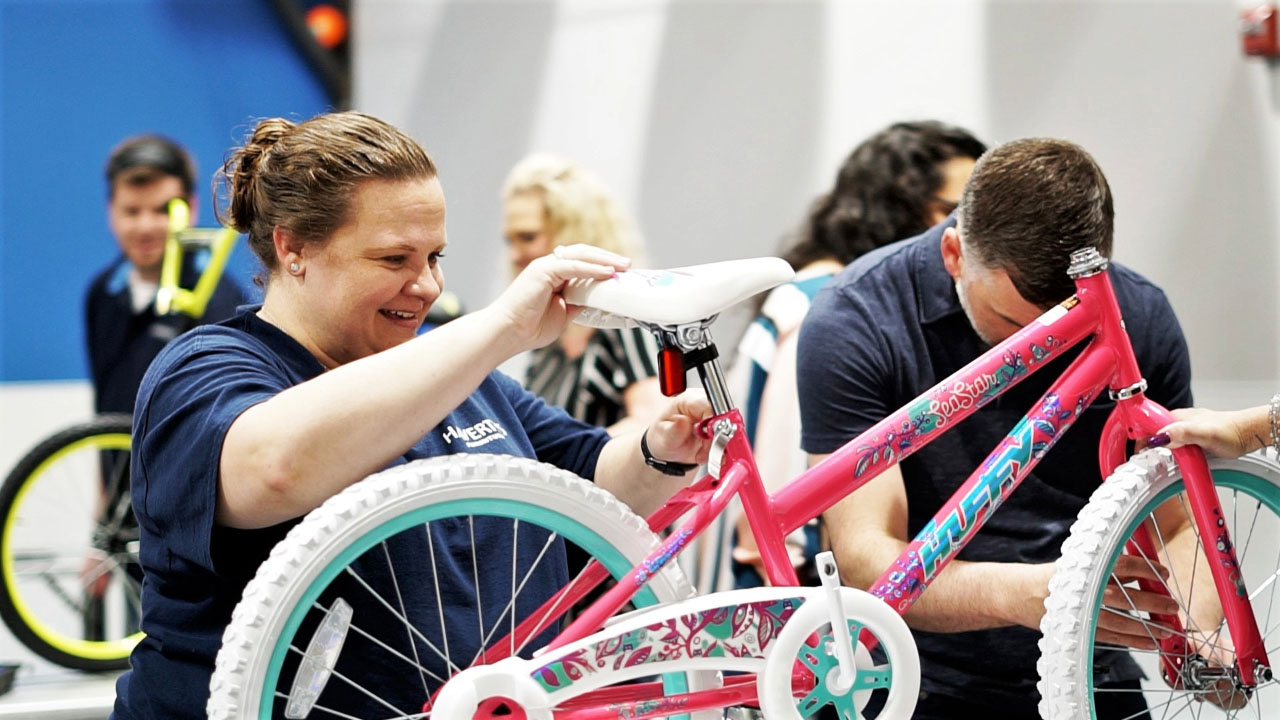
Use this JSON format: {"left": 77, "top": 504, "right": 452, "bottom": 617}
{"left": 112, "top": 111, "right": 710, "bottom": 719}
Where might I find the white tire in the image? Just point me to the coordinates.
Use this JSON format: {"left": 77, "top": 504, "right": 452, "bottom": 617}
{"left": 208, "top": 453, "right": 717, "bottom": 719}
{"left": 1038, "top": 449, "right": 1280, "bottom": 719}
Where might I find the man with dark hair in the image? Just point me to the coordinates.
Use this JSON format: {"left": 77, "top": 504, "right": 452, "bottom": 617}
{"left": 797, "top": 138, "right": 1191, "bottom": 718}
{"left": 85, "top": 135, "right": 248, "bottom": 415}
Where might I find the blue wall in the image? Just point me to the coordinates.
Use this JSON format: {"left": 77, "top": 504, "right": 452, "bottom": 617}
{"left": 1, "top": 0, "right": 329, "bottom": 382}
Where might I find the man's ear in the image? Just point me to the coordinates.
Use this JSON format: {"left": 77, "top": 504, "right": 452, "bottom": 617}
{"left": 185, "top": 194, "right": 198, "bottom": 225}
{"left": 940, "top": 226, "right": 963, "bottom": 280}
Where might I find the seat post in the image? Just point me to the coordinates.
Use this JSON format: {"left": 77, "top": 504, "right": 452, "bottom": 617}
{"left": 655, "top": 319, "right": 734, "bottom": 416}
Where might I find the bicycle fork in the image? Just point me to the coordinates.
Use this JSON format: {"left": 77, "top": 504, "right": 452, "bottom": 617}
{"left": 1126, "top": 445, "right": 1273, "bottom": 695}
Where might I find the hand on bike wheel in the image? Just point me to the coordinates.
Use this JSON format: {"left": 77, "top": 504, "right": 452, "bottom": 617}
{"left": 1095, "top": 554, "right": 1179, "bottom": 650}
{"left": 487, "top": 244, "right": 630, "bottom": 352}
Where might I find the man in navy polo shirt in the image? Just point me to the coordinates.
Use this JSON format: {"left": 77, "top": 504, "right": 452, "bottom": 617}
{"left": 797, "top": 138, "right": 1191, "bottom": 718}
{"left": 85, "top": 135, "right": 247, "bottom": 416}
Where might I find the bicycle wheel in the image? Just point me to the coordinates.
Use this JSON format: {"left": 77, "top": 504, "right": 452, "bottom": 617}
{"left": 0, "top": 414, "right": 141, "bottom": 671}
{"left": 1038, "top": 449, "right": 1280, "bottom": 718}
{"left": 208, "top": 453, "right": 720, "bottom": 720}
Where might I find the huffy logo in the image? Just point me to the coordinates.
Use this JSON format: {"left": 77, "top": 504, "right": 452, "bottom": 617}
{"left": 441, "top": 419, "right": 509, "bottom": 448}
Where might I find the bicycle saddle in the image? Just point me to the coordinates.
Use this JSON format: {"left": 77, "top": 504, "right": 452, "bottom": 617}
{"left": 564, "top": 257, "right": 795, "bottom": 328}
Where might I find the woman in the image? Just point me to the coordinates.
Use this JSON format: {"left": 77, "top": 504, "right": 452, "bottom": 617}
{"left": 729, "top": 121, "right": 987, "bottom": 587}
{"left": 111, "top": 112, "right": 710, "bottom": 719}
{"left": 502, "top": 154, "right": 666, "bottom": 434}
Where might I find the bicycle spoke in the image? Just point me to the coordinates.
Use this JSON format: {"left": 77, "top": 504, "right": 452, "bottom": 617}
{"left": 471, "top": 526, "right": 561, "bottom": 666}
{"left": 380, "top": 541, "right": 431, "bottom": 700}
{"left": 1097, "top": 595, "right": 1163, "bottom": 651}
{"left": 112, "top": 562, "right": 144, "bottom": 615}
{"left": 1156, "top": 498, "right": 1191, "bottom": 614}
{"left": 272, "top": 691, "right": 430, "bottom": 719}
{"left": 341, "top": 566, "right": 460, "bottom": 675}
{"left": 1258, "top": 615, "right": 1280, "bottom": 646}
{"left": 468, "top": 516, "right": 486, "bottom": 666}
{"left": 1236, "top": 488, "right": 1262, "bottom": 573}
{"left": 1096, "top": 604, "right": 1237, "bottom": 659}
{"left": 1249, "top": 565, "right": 1280, "bottom": 604}
{"left": 1262, "top": 543, "right": 1280, "bottom": 639}
{"left": 421, "top": 522, "right": 452, "bottom": 670}
{"left": 510, "top": 519, "right": 518, "bottom": 657}
{"left": 1185, "top": 501, "right": 1206, "bottom": 638}
{"left": 273, "top": 693, "right": 364, "bottom": 720}
{"left": 512, "top": 555, "right": 592, "bottom": 660}
{"left": 1129, "top": 526, "right": 1194, "bottom": 623}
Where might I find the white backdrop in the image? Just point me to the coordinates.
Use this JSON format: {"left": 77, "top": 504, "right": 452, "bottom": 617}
{"left": 354, "top": 0, "right": 1280, "bottom": 407}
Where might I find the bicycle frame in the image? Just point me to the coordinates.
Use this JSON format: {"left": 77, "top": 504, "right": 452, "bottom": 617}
{"left": 155, "top": 198, "right": 237, "bottom": 318}
{"left": 481, "top": 250, "right": 1270, "bottom": 716}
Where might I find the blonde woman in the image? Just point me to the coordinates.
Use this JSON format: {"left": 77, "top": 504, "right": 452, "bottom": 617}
{"left": 502, "top": 154, "right": 665, "bottom": 434}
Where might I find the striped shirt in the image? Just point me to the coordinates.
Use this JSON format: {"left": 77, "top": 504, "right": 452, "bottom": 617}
{"left": 525, "top": 327, "right": 661, "bottom": 427}
{"left": 734, "top": 270, "right": 837, "bottom": 446}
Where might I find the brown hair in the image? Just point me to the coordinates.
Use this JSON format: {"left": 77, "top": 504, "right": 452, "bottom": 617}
{"left": 106, "top": 135, "right": 196, "bottom": 199}
{"left": 218, "top": 111, "right": 437, "bottom": 278}
{"left": 957, "top": 137, "right": 1114, "bottom": 307}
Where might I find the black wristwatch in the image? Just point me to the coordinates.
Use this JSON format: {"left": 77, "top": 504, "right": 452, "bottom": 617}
{"left": 640, "top": 430, "right": 699, "bottom": 476}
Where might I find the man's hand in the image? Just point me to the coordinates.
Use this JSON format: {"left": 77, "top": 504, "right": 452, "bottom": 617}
{"left": 1093, "top": 554, "right": 1179, "bottom": 650}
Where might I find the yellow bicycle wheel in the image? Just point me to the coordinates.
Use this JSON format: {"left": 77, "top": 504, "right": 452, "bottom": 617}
{"left": 0, "top": 415, "right": 141, "bottom": 671}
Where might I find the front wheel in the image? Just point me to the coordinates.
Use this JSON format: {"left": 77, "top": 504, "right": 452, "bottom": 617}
{"left": 208, "top": 454, "right": 719, "bottom": 719}
{"left": 1038, "top": 449, "right": 1280, "bottom": 718}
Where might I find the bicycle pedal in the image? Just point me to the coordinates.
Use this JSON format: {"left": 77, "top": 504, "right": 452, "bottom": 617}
{"left": 723, "top": 706, "right": 764, "bottom": 719}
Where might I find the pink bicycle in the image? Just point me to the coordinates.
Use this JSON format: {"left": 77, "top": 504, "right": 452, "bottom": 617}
{"left": 208, "top": 248, "right": 1277, "bottom": 719}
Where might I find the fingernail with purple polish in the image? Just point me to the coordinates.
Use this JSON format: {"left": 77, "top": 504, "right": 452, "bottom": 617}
{"left": 1148, "top": 433, "right": 1171, "bottom": 447}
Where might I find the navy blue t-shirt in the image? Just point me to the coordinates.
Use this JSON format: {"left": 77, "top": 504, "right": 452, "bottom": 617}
{"left": 797, "top": 221, "right": 1192, "bottom": 713}
{"left": 113, "top": 309, "right": 610, "bottom": 719}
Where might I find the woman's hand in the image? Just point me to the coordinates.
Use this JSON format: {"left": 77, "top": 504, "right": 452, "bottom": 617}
{"left": 643, "top": 391, "right": 714, "bottom": 467}
{"left": 1152, "top": 406, "right": 1268, "bottom": 459}
{"left": 594, "top": 391, "right": 712, "bottom": 517}
{"left": 487, "top": 244, "right": 629, "bottom": 352}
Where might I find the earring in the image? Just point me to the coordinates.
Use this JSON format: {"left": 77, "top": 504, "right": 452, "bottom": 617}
{"left": 289, "top": 262, "right": 300, "bottom": 274}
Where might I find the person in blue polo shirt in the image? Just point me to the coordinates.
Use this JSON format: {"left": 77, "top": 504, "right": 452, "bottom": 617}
{"left": 85, "top": 135, "right": 247, "bottom": 416}
{"left": 798, "top": 138, "right": 1192, "bottom": 719}
{"left": 111, "top": 111, "right": 712, "bottom": 719}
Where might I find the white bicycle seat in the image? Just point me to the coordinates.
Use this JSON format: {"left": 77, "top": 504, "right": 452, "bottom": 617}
{"left": 563, "top": 257, "right": 795, "bottom": 328}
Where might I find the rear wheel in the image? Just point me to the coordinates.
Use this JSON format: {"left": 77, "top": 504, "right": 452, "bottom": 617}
{"left": 209, "top": 454, "right": 720, "bottom": 719}
{"left": 0, "top": 415, "right": 140, "bottom": 671}
{"left": 1038, "top": 449, "right": 1280, "bottom": 718}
